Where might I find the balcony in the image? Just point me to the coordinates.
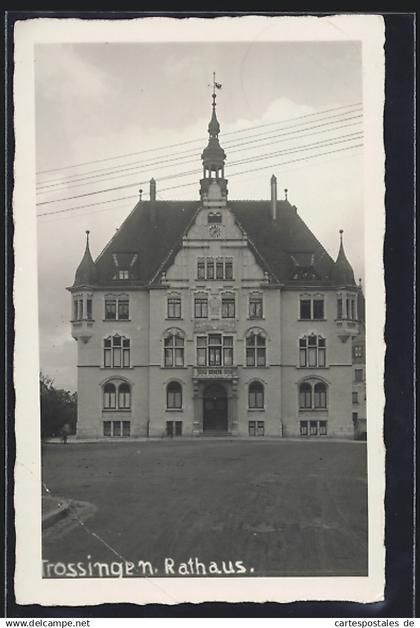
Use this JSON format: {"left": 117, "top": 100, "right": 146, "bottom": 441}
{"left": 193, "top": 366, "right": 238, "bottom": 380}
{"left": 336, "top": 318, "right": 359, "bottom": 339}
{"left": 71, "top": 318, "right": 94, "bottom": 343}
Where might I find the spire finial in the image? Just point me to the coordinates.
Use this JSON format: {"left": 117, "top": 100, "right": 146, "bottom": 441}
{"left": 339, "top": 229, "right": 344, "bottom": 244}
{"left": 284, "top": 188, "right": 288, "bottom": 201}
{"left": 85, "top": 230, "right": 90, "bottom": 246}
{"left": 359, "top": 277, "right": 362, "bottom": 287}
{"left": 139, "top": 188, "right": 143, "bottom": 201}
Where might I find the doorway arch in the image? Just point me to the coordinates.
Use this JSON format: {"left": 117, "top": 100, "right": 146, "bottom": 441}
{"left": 203, "top": 383, "right": 228, "bottom": 432}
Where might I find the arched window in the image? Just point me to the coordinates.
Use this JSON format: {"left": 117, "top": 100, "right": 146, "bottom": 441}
{"left": 249, "top": 381, "right": 264, "bottom": 409}
{"left": 299, "top": 383, "right": 312, "bottom": 409}
{"left": 103, "top": 383, "right": 116, "bottom": 409}
{"left": 246, "top": 332, "right": 266, "bottom": 367}
{"left": 314, "top": 382, "right": 327, "bottom": 408}
{"left": 164, "top": 332, "right": 185, "bottom": 367}
{"left": 167, "top": 381, "right": 182, "bottom": 409}
{"left": 299, "top": 334, "right": 326, "bottom": 367}
{"left": 104, "top": 334, "right": 130, "bottom": 368}
{"left": 118, "top": 383, "right": 131, "bottom": 409}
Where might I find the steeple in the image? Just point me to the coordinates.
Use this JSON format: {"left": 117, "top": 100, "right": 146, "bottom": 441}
{"left": 200, "top": 73, "right": 228, "bottom": 206}
{"left": 330, "top": 229, "right": 356, "bottom": 286}
{"left": 73, "top": 230, "right": 97, "bottom": 287}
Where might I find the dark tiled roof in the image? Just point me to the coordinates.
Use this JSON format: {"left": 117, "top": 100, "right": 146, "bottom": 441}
{"left": 229, "top": 200, "right": 335, "bottom": 283}
{"left": 73, "top": 237, "right": 97, "bottom": 287}
{"left": 95, "top": 201, "right": 198, "bottom": 285}
{"left": 330, "top": 239, "right": 356, "bottom": 286}
{"left": 92, "top": 199, "right": 348, "bottom": 287}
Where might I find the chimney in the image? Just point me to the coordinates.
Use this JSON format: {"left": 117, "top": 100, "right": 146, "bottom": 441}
{"left": 271, "top": 174, "right": 277, "bottom": 220}
{"left": 150, "top": 178, "right": 156, "bottom": 201}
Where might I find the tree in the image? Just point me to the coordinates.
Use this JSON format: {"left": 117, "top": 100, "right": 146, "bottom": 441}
{"left": 40, "top": 372, "right": 77, "bottom": 439}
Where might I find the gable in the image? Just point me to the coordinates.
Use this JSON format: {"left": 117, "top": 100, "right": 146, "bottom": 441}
{"left": 93, "top": 199, "right": 336, "bottom": 286}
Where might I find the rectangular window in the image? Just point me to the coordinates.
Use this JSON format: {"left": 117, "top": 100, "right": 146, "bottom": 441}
{"left": 225, "top": 261, "right": 233, "bottom": 280}
{"left": 300, "top": 420, "right": 308, "bottom": 436}
{"left": 207, "top": 259, "right": 215, "bottom": 280}
{"left": 223, "top": 336, "right": 233, "bottom": 366}
{"left": 337, "top": 298, "right": 343, "bottom": 319}
{"left": 113, "top": 421, "right": 121, "bottom": 437}
{"left": 216, "top": 261, "right": 224, "bottom": 280}
{"left": 248, "top": 421, "right": 256, "bottom": 436}
{"left": 78, "top": 299, "right": 83, "bottom": 319}
{"left": 355, "top": 369, "right": 363, "bottom": 382}
{"left": 175, "top": 421, "right": 183, "bottom": 437}
{"left": 256, "top": 348, "right": 266, "bottom": 367}
{"left": 73, "top": 300, "right": 79, "bottom": 321}
{"left": 196, "top": 336, "right": 207, "bottom": 366}
{"left": 103, "top": 421, "right": 112, "bottom": 437}
{"left": 105, "top": 299, "right": 116, "bottom": 320}
{"left": 309, "top": 420, "right": 318, "bottom": 436}
{"left": 122, "top": 421, "right": 131, "bottom": 437}
{"left": 313, "top": 299, "right": 324, "bottom": 319}
{"left": 352, "top": 391, "right": 359, "bottom": 404}
{"left": 167, "top": 390, "right": 182, "bottom": 409}
{"left": 300, "top": 299, "right": 311, "bottom": 319}
{"left": 352, "top": 412, "right": 358, "bottom": 425}
{"left": 249, "top": 297, "right": 263, "bottom": 319}
{"left": 197, "top": 260, "right": 205, "bottom": 280}
{"left": 257, "top": 421, "right": 265, "bottom": 436}
{"left": 167, "top": 297, "right": 181, "bottom": 319}
{"left": 166, "top": 421, "right": 174, "bottom": 437}
{"left": 246, "top": 348, "right": 255, "bottom": 367}
{"left": 86, "top": 299, "right": 93, "bottom": 320}
{"left": 221, "top": 298, "right": 235, "bottom": 318}
{"left": 194, "top": 298, "right": 208, "bottom": 318}
{"left": 118, "top": 299, "right": 129, "bottom": 320}
{"left": 118, "top": 270, "right": 129, "bottom": 280}
{"left": 319, "top": 421, "right": 327, "bottom": 436}
{"left": 353, "top": 345, "right": 364, "bottom": 359}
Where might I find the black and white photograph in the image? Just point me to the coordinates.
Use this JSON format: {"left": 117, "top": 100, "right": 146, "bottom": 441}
{"left": 13, "top": 15, "right": 386, "bottom": 605}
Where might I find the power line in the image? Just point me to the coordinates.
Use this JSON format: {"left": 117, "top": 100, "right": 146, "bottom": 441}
{"left": 35, "top": 132, "right": 362, "bottom": 207}
{"left": 35, "top": 102, "right": 362, "bottom": 176}
{"left": 36, "top": 115, "right": 362, "bottom": 192}
{"left": 37, "top": 142, "right": 362, "bottom": 218}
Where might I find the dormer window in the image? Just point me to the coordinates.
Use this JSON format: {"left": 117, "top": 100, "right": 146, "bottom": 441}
{"left": 112, "top": 253, "right": 138, "bottom": 281}
{"left": 117, "top": 270, "right": 129, "bottom": 280}
{"left": 208, "top": 212, "right": 222, "bottom": 224}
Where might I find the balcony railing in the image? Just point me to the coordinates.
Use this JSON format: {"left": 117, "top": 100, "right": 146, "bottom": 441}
{"left": 193, "top": 366, "right": 238, "bottom": 379}
{"left": 336, "top": 318, "right": 359, "bottom": 336}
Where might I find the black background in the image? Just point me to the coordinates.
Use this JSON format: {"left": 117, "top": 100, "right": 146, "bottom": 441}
{"left": 3, "top": 9, "right": 416, "bottom": 619}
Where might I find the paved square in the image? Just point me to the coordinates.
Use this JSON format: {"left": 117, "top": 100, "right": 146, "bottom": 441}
{"left": 42, "top": 440, "right": 368, "bottom": 577}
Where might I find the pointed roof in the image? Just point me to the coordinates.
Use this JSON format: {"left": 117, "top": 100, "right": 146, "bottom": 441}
{"left": 330, "top": 230, "right": 356, "bottom": 286}
{"left": 202, "top": 88, "right": 225, "bottom": 164}
{"left": 73, "top": 231, "right": 97, "bottom": 287}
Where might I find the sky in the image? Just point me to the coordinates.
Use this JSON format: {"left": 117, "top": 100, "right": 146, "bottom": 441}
{"left": 35, "top": 40, "right": 364, "bottom": 391}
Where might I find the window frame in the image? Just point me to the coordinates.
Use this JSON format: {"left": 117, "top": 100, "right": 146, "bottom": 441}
{"left": 103, "top": 335, "right": 131, "bottom": 369}
{"left": 245, "top": 332, "right": 267, "bottom": 367}
{"left": 299, "top": 335, "right": 326, "bottom": 368}
{"left": 299, "top": 380, "right": 328, "bottom": 411}
{"left": 248, "top": 381, "right": 264, "bottom": 409}
{"left": 167, "top": 296, "right": 182, "bottom": 319}
{"left": 166, "top": 381, "right": 183, "bottom": 410}
{"left": 104, "top": 295, "right": 130, "bottom": 321}
{"left": 164, "top": 333, "right": 185, "bottom": 368}
{"left": 299, "top": 295, "right": 325, "bottom": 320}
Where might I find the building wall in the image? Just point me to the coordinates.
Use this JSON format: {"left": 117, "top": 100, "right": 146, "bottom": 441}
{"left": 71, "top": 206, "right": 362, "bottom": 440}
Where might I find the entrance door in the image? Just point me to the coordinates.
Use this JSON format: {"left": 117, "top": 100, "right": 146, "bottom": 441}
{"left": 203, "top": 383, "right": 228, "bottom": 432}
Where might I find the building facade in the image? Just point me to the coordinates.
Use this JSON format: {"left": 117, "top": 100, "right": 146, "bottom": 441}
{"left": 68, "top": 91, "right": 366, "bottom": 440}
